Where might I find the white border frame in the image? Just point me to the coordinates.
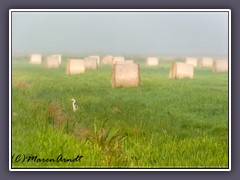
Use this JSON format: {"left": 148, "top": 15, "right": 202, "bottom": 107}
{"left": 9, "top": 9, "right": 231, "bottom": 171}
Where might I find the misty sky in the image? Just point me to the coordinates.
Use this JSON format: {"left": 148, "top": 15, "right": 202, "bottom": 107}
{"left": 12, "top": 11, "right": 229, "bottom": 56}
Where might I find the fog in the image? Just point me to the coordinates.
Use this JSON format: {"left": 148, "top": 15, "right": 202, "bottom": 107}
{"left": 12, "top": 11, "right": 229, "bottom": 57}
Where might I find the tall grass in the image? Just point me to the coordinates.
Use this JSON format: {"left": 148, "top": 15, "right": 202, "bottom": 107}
{"left": 11, "top": 58, "right": 229, "bottom": 168}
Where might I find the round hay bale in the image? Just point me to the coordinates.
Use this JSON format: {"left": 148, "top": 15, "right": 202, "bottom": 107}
{"left": 115, "top": 60, "right": 134, "bottom": 65}
{"left": 169, "top": 61, "right": 194, "bottom": 79}
{"left": 89, "top": 55, "right": 100, "bottom": 66}
{"left": 198, "top": 57, "right": 213, "bottom": 67}
{"left": 146, "top": 57, "right": 159, "bottom": 66}
{"left": 51, "top": 54, "right": 61, "bottom": 64}
{"left": 125, "top": 60, "right": 134, "bottom": 63}
{"left": 185, "top": 57, "right": 199, "bottom": 67}
{"left": 102, "top": 55, "right": 113, "bottom": 64}
{"left": 212, "top": 59, "right": 228, "bottom": 73}
{"left": 113, "top": 56, "right": 125, "bottom": 64}
{"left": 111, "top": 63, "right": 140, "bottom": 88}
{"left": 44, "top": 55, "right": 60, "bottom": 68}
{"left": 66, "top": 59, "right": 85, "bottom": 75}
{"left": 84, "top": 57, "right": 98, "bottom": 70}
{"left": 161, "top": 56, "right": 175, "bottom": 61}
{"left": 30, "top": 54, "right": 42, "bottom": 64}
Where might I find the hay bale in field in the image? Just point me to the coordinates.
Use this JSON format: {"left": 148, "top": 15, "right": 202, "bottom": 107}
{"left": 125, "top": 60, "right": 134, "bottom": 63}
{"left": 84, "top": 57, "right": 98, "bottom": 70}
{"left": 102, "top": 55, "right": 113, "bottom": 64}
{"left": 198, "top": 57, "right": 213, "bottom": 67}
{"left": 66, "top": 59, "right": 85, "bottom": 75}
{"left": 30, "top": 54, "right": 42, "bottom": 64}
{"left": 212, "top": 59, "right": 228, "bottom": 73}
{"left": 52, "top": 54, "right": 61, "bottom": 64}
{"left": 111, "top": 63, "right": 140, "bottom": 88}
{"left": 146, "top": 57, "right": 159, "bottom": 66}
{"left": 89, "top": 55, "right": 100, "bottom": 66}
{"left": 161, "top": 56, "right": 175, "bottom": 61}
{"left": 44, "top": 55, "right": 60, "bottom": 68}
{"left": 115, "top": 60, "right": 134, "bottom": 64}
{"left": 185, "top": 57, "right": 199, "bottom": 67}
{"left": 113, "top": 56, "right": 125, "bottom": 64}
{"left": 169, "top": 61, "right": 194, "bottom": 79}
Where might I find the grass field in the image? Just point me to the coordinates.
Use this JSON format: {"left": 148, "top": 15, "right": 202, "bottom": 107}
{"left": 11, "top": 57, "right": 229, "bottom": 168}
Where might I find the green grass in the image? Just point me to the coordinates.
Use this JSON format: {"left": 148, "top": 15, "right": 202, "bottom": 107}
{"left": 11, "top": 58, "right": 229, "bottom": 168}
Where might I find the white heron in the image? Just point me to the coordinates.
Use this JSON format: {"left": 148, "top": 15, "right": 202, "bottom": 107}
{"left": 71, "top": 98, "right": 78, "bottom": 112}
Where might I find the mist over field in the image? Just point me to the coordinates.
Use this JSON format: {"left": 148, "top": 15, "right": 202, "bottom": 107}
{"left": 11, "top": 10, "right": 230, "bottom": 168}
{"left": 12, "top": 11, "right": 228, "bottom": 57}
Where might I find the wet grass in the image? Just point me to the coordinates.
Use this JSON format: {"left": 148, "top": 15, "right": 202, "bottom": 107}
{"left": 11, "top": 58, "right": 229, "bottom": 168}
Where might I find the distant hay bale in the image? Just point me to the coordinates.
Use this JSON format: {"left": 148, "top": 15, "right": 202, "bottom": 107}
{"left": 115, "top": 60, "right": 134, "bottom": 64}
{"left": 161, "top": 56, "right": 175, "bottom": 61}
{"left": 146, "top": 57, "right": 159, "bottom": 66}
{"left": 169, "top": 61, "right": 194, "bottom": 79}
{"left": 198, "top": 57, "right": 213, "bottom": 67}
{"left": 30, "top": 54, "right": 42, "bottom": 64}
{"left": 125, "top": 60, "right": 134, "bottom": 63}
{"left": 84, "top": 57, "right": 98, "bottom": 70}
{"left": 213, "top": 59, "right": 228, "bottom": 73}
{"left": 102, "top": 55, "right": 113, "bottom": 64}
{"left": 66, "top": 59, "right": 85, "bottom": 75}
{"left": 111, "top": 63, "right": 140, "bottom": 88}
{"left": 185, "top": 57, "right": 199, "bottom": 67}
{"left": 44, "top": 55, "right": 60, "bottom": 68}
{"left": 113, "top": 56, "right": 125, "bottom": 64}
{"left": 89, "top": 56, "right": 100, "bottom": 66}
{"left": 52, "top": 54, "right": 61, "bottom": 64}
